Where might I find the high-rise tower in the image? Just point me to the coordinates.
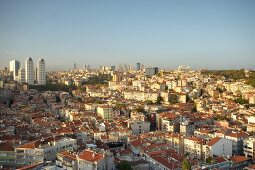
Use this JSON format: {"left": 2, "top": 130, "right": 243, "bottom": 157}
{"left": 136, "top": 63, "right": 141, "bottom": 71}
{"left": 25, "top": 58, "right": 34, "bottom": 85}
{"left": 9, "top": 60, "right": 20, "bottom": 80}
{"left": 37, "top": 58, "right": 46, "bottom": 85}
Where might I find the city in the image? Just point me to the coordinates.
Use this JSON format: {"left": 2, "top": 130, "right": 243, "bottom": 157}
{"left": 1, "top": 60, "right": 255, "bottom": 169}
{"left": 1, "top": 0, "right": 255, "bottom": 170}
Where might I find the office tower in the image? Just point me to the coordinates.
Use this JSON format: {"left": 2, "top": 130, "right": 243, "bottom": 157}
{"left": 87, "top": 65, "right": 90, "bottom": 70}
{"left": 9, "top": 60, "right": 20, "bottom": 80}
{"left": 25, "top": 58, "right": 34, "bottom": 85}
{"left": 111, "top": 66, "right": 116, "bottom": 71}
{"left": 145, "top": 67, "right": 159, "bottom": 77}
{"left": 123, "top": 64, "right": 128, "bottom": 71}
{"left": 18, "top": 68, "right": 25, "bottom": 83}
{"left": 74, "top": 63, "right": 76, "bottom": 70}
{"left": 37, "top": 58, "right": 46, "bottom": 85}
{"left": 136, "top": 63, "right": 141, "bottom": 71}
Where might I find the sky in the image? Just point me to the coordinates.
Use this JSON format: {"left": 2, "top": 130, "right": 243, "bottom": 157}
{"left": 0, "top": 0, "right": 255, "bottom": 70}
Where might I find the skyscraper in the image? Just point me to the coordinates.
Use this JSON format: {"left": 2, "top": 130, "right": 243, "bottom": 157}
{"left": 145, "top": 67, "right": 159, "bottom": 77}
{"left": 9, "top": 60, "right": 20, "bottom": 80}
{"left": 37, "top": 58, "right": 46, "bottom": 85}
{"left": 136, "top": 63, "right": 141, "bottom": 71}
{"left": 25, "top": 58, "right": 34, "bottom": 85}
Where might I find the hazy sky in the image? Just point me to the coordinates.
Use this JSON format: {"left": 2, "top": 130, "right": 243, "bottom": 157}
{"left": 0, "top": 0, "right": 255, "bottom": 70}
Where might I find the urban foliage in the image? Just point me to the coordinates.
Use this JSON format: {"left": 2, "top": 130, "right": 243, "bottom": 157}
{"left": 116, "top": 161, "right": 133, "bottom": 170}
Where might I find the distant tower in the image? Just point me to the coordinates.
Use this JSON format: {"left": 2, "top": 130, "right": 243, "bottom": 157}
{"left": 74, "top": 63, "right": 76, "bottom": 70}
{"left": 25, "top": 58, "right": 34, "bottom": 85}
{"left": 111, "top": 66, "right": 116, "bottom": 71}
{"left": 9, "top": 60, "right": 20, "bottom": 80}
{"left": 136, "top": 63, "right": 141, "bottom": 71}
{"left": 87, "top": 65, "right": 90, "bottom": 70}
{"left": 145, "top": 67, "right": 159, "bottom": 77}
{"left": 37, "top": 58, "right": 46, "bottom": 85}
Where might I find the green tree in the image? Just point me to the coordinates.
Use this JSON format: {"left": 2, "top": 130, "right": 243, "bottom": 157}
{"left": 233, "top": 98, "right": 249, "bottom": 105}
{"left": 182, "top": 159, "right": 191, "bottom": 170}
{"left": 157, "top": 96, "right": 163, "bottom": 104}
{"left": 206, "top": 156, "right": 214, "bottom": 164}
{"left": 145, "top": 100, "right": 154, "bottom": 105}
{"left": 135, "top": 106, "right": 145, "bottom": 113}
{"left": 116, "top": 161, "right": 133, "bottom": 170}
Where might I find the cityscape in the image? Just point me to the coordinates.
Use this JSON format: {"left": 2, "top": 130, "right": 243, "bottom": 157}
{"left": 1, "top": 1, "right": 255, "bottom": 170}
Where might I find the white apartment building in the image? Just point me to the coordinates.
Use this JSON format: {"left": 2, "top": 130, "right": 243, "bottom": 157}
{"left": 15, "top": 137, "right": 77, "bottom": 166}
{"left": 37, "top": 58, "right": 46, "bottom": 85}
{"left": 203, "top": 137, "right": 232, "bottom": 160}
{"left": 97, "top": 105, "right": 118, "bottom": 121}
{"left": 18, "top": 68, "right": 26, "bottom": 83}
{"left": 184, "top": 136, "right": 203, "bottom": 160}
{"left": 25, "top": 58, "right": 34, "bottom": 85}
{"left": 130, "top": 120, "right": 150, "bottom": 135}
{"left": 77, "top": 149, "right": 106, "bottom": 170}
{"left": 244, "top": 136, "right": 255, "bottom": 159}
{"left": 9, "top": 60, "right": 20, "bottom": 81}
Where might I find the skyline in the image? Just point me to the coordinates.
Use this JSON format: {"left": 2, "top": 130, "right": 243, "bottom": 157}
{"left": 0, "top": 0, "right": 255, "bottom": 70}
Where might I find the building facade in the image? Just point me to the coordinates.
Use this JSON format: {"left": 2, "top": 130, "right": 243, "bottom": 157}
{"left": 37, "top": 58, "right": 46, "bottom": 85}
{"left": 25, "top": 58, "right": 34, "bottom": 85}
{"left": 9, "top": 60, "right": 20, "bottom": 81}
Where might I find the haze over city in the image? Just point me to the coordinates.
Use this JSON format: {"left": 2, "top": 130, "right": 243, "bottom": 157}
{"left": 0, "top": 0, "right": 255, "bottom": 70}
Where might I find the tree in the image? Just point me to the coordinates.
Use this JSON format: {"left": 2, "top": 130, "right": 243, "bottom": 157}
{"left": 135, "top": 106, "right": 145, "bottom": 113}
{"left": 182, "top": 159, "right": 191, "bottom": 170}
{"left": 157, "top": 96, "right": 163, "bottom": 104}
{"left": 206, "top": 156, "right": 214, "bottom": 164}
{"left": 233, "top": 98, "right": 249, "bottom": 105}
{"left": 145, "top": 100, "right": 154, "bottom": 105}
{"left": 116, "top": 161, "right": 133, "bottom": 170}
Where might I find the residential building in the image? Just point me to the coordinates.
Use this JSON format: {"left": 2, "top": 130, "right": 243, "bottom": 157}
{"left": 9, "top": 60, "right": 20, "bottom": 81}
{"left": 244, "top": 136, "right": 255, "bottom": 159}
{"left": 184, "top": 136, "right": 203, "bottom": 160}
{"left": 203, "top": 137, "right": 232, "bottom": 160}
{"left": 37, "top": 58, "right": 46, "bottom": 85}
{"left": 25, "top": 58, "right": 34, "bottom": 85}
{"left": 15, "top": 137, "right": 77, "bottom": 166}
{"left": 225, "top": 132, "right": 248, "bottom": 155}
{"left": 77, "top": 149, "right": 105, "bottom": 170}
{"left": 130, "top": 120, "right": 150, "bottom": 135}
{"left": 18, "top": 68, "right": 26, "bottom": 83}
{"left": 97, "top": 105, "right": 118, "bottom": 121}
{"left": 0, "top": 141, "right": 15, "bottom": 167}
{"left": 229, "top": 156, "right": 251, "bottom": 170}
{"left": 180, "top": 120, "right": 195, "bottom": 136}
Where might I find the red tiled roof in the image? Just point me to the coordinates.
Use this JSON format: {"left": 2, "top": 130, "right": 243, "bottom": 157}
{"left": 214, "top": 156, "right": 227, "bottom": 163}
{"left": 0, "top": 141, "right": 15, "bottom": 151}
{"left": 230, "top": 155, "right": 249, "bottom": 163}
{"left": 226, "top": 132, "right": 248, "bottom": 139}
{"left": 162, "top": 112, "right": 177, "bottom": 119}
{"left": 130, "top": 139, "right": 142, "bottom": 147}
{"left": 17, "top": 141, "right": 39, "bottom": 149}
{"left": 16, "top": 162, "right": 44, "bottom": 170}
{"left": 246, "top": 164, "right": 255, "bottom": 169}
{"left": 207, "top": 137, "right": 221, "bottom": 146}
{"left": 151, "top": 155, "right": 180, "bottom": 169}
{"left": 78, "top": 150, "right": 103, "bottom": 162}
{"left": 58, "top": 150, "right": 76, "bottom": 160}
